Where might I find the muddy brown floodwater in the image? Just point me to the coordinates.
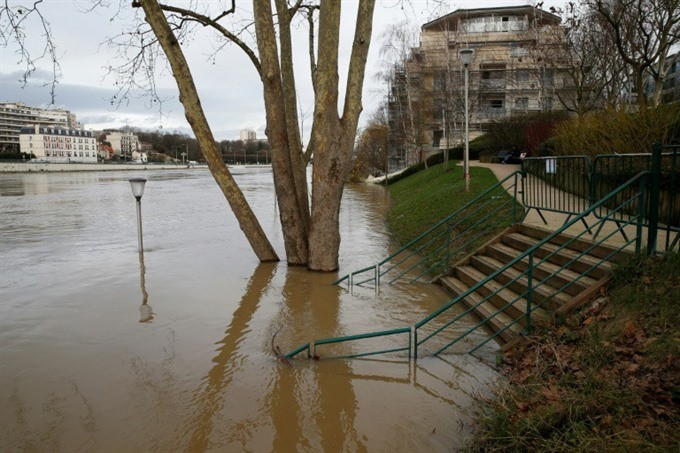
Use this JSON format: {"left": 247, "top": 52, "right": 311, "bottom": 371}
{"left": 0, "top": 167, "right": 498, "bottom": 451}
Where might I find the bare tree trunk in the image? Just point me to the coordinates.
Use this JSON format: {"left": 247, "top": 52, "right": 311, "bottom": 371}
{"left": 139, "top": 0, "right": 278, "bottom": 262}
{"left": 308, "top": 0, "right": 375, "bottom": 271}
{"left": 253, "top": 0, "right": 310, "bottom": 265}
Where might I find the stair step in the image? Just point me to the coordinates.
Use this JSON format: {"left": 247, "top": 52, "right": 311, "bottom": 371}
{"left": 455, "top": 265, "right": 543, "bottom": 322}
{"left": 502, "top": 233, "right": 612, "bottom": 279}
{"left": 484, "top": 242, "right": 596, "bottom": 296}
{"left": 518, "top": 224, "right": 629, "bottom": 263}
{"left": 439, "top": 276, "right": 520, "bottom": 344}
{"left": 470, "top": 254, "right": 570, "bottom": 309}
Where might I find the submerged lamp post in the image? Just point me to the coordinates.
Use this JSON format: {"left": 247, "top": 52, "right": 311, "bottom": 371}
{"left": 129, "top": 178, "right": 147, "bottom": 252}
{"left": 460, "top": 48, "right": 474, "bottom": 191}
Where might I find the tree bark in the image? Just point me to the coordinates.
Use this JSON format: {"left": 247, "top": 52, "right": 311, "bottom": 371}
{"left": 139, "top": 0, "right": 279, "bottom": 262}
{"left": 308, "top": 0, "right": 376, "bottom": 271}
{"left": 252, "top": 0, "right": 310, "bottom": 265}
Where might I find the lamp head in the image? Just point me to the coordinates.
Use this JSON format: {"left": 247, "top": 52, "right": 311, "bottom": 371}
{"left": 459, "top": 48, "right": 474, "bottom": 67}
{"left": 129, "top": 178, "right": 147, "bottom": 200}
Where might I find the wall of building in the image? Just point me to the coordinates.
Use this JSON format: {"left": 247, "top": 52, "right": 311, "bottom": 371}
{"left": 0, "top": 162, "right": 196, "bottom": 173}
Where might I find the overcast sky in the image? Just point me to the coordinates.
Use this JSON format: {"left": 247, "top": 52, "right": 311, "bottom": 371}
{"left": 1, "top": 0, "right": 566, "bottom": 141}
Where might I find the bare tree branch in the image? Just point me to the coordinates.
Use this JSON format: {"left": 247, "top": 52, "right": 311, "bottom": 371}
{"left": 0, "top": 0, "right": 61, "bottom": 103}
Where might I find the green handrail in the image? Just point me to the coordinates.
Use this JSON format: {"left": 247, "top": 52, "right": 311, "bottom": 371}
{"left": 334, "top": 171, "right": 522, "bottom": 287}
{"left": 415, "top": 171, "right": 648, "bottom": 356}
{"left": 286, "top": 170, "right": 650, "bottom": 360}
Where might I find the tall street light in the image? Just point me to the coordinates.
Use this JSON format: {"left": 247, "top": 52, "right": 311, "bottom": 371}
{"left": 129, "top": 178, "right": 147, "bottom": 252}
{"left": 460, "top": 48, "right": 474, "bottom": 191}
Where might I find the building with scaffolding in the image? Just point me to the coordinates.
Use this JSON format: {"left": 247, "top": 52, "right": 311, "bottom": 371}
{"left": 387, "top": 5, "right": 570, "bottom": 170}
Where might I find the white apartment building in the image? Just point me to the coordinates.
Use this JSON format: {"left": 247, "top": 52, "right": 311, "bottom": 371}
{"left": 106, "top": 131, "right": 141, "bottom": 158}
{"left": 20, "top": 125, "right": 98, "bottom": 163}
{"left": 240, "top": 128, "right": 257, "bottom": 141}
{"left": 1, "top": 102, "right": 83, "bottom": 151}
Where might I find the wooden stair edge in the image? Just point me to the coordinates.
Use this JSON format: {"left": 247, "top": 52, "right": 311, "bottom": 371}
{"left": 556, "top": 276, "right": 610, "bottom": 315}
{"left": 501, "top": 276, "right": 611, "bottom": 356}
{"left": 518, "top": 223, "right": 632, "bottom": 261}
{"left": 446, "top": 225, "right": 519, "bottom": 273}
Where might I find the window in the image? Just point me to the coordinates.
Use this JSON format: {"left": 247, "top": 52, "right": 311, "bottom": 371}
{"left": 516, "top": 70, "right": 530, "bottom": 82}
{"left": 490, "top": 99, "right": 504, "bottom": 109}
{"left": 540, "top": 69, "right": 554, "bottom": 86}
{"left": 515, "top": 97, "right": 528, "bottom": 109}
{"left": 433, "top": 71, "right": 446, "bottom": 92}
{"left": 542, "top": 97, "right": 553, "bottom": 111}
{"left": 432, "top": 130, "right": 443, "bottom": 148}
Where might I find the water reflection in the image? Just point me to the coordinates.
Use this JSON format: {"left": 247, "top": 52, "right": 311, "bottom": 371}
{"left": 0, "top": 169, "right": 497, "bottom": 451}
{"left": 273, "top": 267, "right": 365, "bottom": 451}
{"left": 138, "top": 251, "right": 153, "bottom": 323}
{"left": 180, "top": 263, "right": 277, "bottom": 451}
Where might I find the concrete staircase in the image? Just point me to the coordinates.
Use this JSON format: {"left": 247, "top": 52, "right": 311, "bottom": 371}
{"left": 437, "top": 224, "right": 628, "bottom": 345}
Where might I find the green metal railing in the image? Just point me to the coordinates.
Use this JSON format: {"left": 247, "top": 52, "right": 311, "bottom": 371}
{"left": 286, "top": 171, "right": 650, "bottom": 360}
{"left": 334, "top": 171, "right": 524, "bottom": 288}
{"left": 521, "top": 155, "right": 591, "bottom": 222}
{"left": 522, "top": 145, "right": 679, "bottom": 253}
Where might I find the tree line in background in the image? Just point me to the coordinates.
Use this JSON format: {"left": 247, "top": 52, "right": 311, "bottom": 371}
{"left": 108, "top": 128, "right": 271, "bottom": 164}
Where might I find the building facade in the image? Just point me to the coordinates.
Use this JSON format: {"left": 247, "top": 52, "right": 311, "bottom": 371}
{"left": 660, "top": 52, "right": 680, "bottom": 105}
{"left": 20, "top": 125, "right": 98, "bottom": 163}
{"left": 1, "top": 102, "right": 83, "bottom": 152}
{"left": 387, "top": 5, "right": 569, "bottom": 169}
{"left": 240, "top": 129, "right": 257, "bottom": 141}
{"left": 106, "top": 131, "right": 141, "bottom": 159}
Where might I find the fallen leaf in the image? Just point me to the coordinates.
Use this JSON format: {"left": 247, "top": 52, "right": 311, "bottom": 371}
{"left": 622, "top": 320, "right": 637, "bottom": 338}
{"left": 541, "top": 385, "right": 561, "bottom": 401}
{"left": 514, "top": 400, "right": 530, "bottom": 412}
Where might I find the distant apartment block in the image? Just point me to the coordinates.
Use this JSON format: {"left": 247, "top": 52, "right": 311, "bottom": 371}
{"left": 20, "top": 124, "right": 97, "bottom": 163}
{"left": 387, "top": 5, "right": 569, "bottom": 168}
{"left": 105, "top": 131, "right": 141, "bottom": 158}
{"left": 240, "top": 128, "right": 257, "bottom": 141}
{"left": 1, "top": 102, "right": 83, "bottom": 152}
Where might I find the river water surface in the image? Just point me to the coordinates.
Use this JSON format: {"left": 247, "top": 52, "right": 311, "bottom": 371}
{"left": 0, "top": 168, "right": 497, "bottom": 451}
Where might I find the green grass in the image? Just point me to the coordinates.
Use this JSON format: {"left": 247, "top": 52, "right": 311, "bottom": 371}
{"left": 466, "top": 253, "right": 680, "bottom": 452}
{"left": 385, "top": 162, "right": 517, "bottom": 276}
{"left": 387, "top": 162, "right": 509, "bottom": 245}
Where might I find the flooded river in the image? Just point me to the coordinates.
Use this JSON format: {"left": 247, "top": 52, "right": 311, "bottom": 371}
{"left": 0, "top": 168, "right": 497, "bottom": 451}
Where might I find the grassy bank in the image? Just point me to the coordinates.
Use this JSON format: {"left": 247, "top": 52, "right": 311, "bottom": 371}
{"left": 386, "top": 162, "right": 505, "bottom": 245}
{"left": 466, "top": 253, "right": 680, "bottom": 451}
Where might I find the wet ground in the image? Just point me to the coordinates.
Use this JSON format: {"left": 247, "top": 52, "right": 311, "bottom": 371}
{"left": 0, "top": 168, "right": 498, "bottom": 451}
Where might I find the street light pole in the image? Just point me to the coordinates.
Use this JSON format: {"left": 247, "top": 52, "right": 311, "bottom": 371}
{"left": 460, "top": 48, "right": 474, "bottom": 191}
{"left": 129, "top": 178, "right": 147, "bottom": 252}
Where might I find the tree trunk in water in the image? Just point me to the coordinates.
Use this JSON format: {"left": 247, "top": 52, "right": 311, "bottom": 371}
{"left": 253, "top": 0, "right": 310, "bottom": 265}
{"left": 139, "top": 0, "right": 278, "bottom": 262}
{"left": 308, "top": 128, "right": 353, "bottom": 271}
{"left": 307, "top": 0, "right": 375, "bottom": 271}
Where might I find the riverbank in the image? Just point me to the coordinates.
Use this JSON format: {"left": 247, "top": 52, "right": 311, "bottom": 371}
{"left": 0, "top": 162, "right": 205, "bottom": 173}
{"left": 466, "top": 253, "right": 679, "bottom": 451}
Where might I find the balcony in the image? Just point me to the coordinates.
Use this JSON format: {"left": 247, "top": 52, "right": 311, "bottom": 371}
{"left": 478, "top": 108, "right": 507, "bottom": 118}
{"left": 480, "top": 79, "right": 506, "bottom": 91}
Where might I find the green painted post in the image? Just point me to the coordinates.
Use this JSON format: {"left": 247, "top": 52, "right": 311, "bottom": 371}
{"left": 413, "top": 327, "right": 418, "bottom": 359}
{"left": 512, "top": 174, "right": 519, "bottom": 224}
{"left": 647, "top": 143, "right": 662, "bottom": 254}
{"left": 636, "top": 175, "right": 646, "bottom": 253}
{"left": 525, "top": 252, "right": 533, "bottom": 333}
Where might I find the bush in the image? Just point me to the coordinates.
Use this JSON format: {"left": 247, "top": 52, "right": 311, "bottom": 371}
{"left": 534, "top": 136, "right": 561, "bottom": 157}
{"left": 487, "top": 111, "right": 570, "bottom": 154}
{"left": 552, "top": 104, "right": 680, "bottom": 157}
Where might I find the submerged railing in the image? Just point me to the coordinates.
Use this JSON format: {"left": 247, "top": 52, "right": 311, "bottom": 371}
{"left": 286, "top": 171, "right": 651, "bottom": 360}
{"left": 334, "top": 171, "right": 524, "bottom": 288}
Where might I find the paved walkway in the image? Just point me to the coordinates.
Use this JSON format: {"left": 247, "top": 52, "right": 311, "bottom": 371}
{"left": 469, "top": 161, "right": 675, "bottom": 253}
